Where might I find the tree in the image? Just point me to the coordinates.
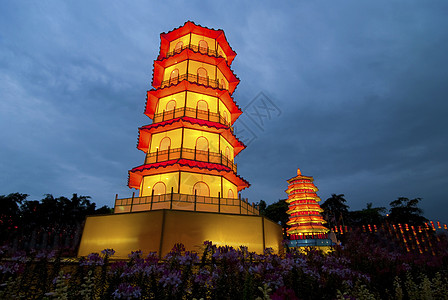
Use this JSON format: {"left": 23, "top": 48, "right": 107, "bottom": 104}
{"left": 349, "top": 202, "right": 386, "bottom": 226}
{"left": 0, "top": 193, "right": 28, "bottom": 242}
{"left": 387, "top": 197, "right": 427, "bottom": 226}
{"left": 256, "top": 200, "right": 267, "bottom": 216}
{"left": 263, "top": 199, "right": 289, "bottom": 230}
{"left": 321, "top": 194, "right": 350, "bottom": 228}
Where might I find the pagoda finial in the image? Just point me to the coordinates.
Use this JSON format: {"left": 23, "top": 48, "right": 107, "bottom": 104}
{"left": 297, "top": 168, "right": 301, "bottom": 176}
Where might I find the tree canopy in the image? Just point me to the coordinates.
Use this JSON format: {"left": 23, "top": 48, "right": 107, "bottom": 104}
{"left": 387, "top": 197, "right": 428, "bottom": 226}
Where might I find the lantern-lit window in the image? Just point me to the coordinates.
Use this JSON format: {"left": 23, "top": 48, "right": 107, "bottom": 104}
{"left": 198, "top": 40, "right": 208, "bottom": 54}
{"left": 153, "top": 182, "right": 166, "bottom": 195}
{"left": 174, "top": 41, "right": 183, "bottom": 53}
{"left": 227, "top": 189, "right": 234, "bottom": 199}
{"left": 193, "top": 181, "right": 210, "bottom": 196}
{"left": 196, "top": 100, "right": 208, "bottom": 112}
{"left": 197, "top": 67, "right": 207, "bottom": 79}
{"left": 159, "top": 137, "right": 171, "bottom": 151}
{"left": 170, "top": 69, "right": 179, "bottom": 83}
{"left": 195, "top": 136, "right": 209, "bottom": 151}
{"left": 165, "top": 100, "right": 176, "bottom": 111}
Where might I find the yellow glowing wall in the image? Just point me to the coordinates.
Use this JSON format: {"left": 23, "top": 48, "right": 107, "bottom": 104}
{"left": 222, "top": 177, "right": 237, "bottom": 199}
{"left": 185, "top": 91, "right": 217, "bottom": 112}
{"left": 149, "top": 128, "right": 183, "bottom": 153}
{"left": 168, "top": 34, "right": 191, "bottom": 52}
{"left": 156, "top": 92, "right": 186, "bottom": 114}
{"left": 216, "top": 69, "right": 228, "bottom": 90}
{"left": 188, "top": 60, "right": 216, "bottom": 78}
{"left": 219, "top": 136, "right": 234, "bottom": 159}
{"left": 182, "top": 128, "right": 219, "bottom": 152}
{"left": 148, "top": 128, "right": 234, "bottom": 158}
{"left": 179, "top": 171, "right": 222, "bottom": 197}
{"left": 163, "top": 61, "right": 188, "bottom": 81}
{"left": 167, "top": 34, "right": 229, "bottom": 63}
{"left": 190, "top": 34, "right": 215, "bottom": 52}
{"left": 140, "top": 172, "right": 179, "bottom": 197}
{"left": 78, "top": 210, "right": 283, "bottom": 259}
{"left": 155, "top": 92, "right": 230, "bottom": 120}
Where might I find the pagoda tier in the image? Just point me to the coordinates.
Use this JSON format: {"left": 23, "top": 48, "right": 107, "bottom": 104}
{"left": 152, "top": 50, "right": 240, "bottom": 94}
{"left": 136, "top": 117, "right": 246, "bottom": 155}
{"left": 158, "top": 21, "right": 237, "bottom": 64}
{"left": 286, "top": 169, "right": 330, "bottom": 246}
{"left": 125, "top": 21, "right": 250, "bottom": 208}
{"left": 145, "top": 81, "right": 242, "bottom": 123}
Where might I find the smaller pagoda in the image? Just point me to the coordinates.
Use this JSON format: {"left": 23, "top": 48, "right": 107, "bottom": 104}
{"left": 286, "top": 168, "right": 332, "bottom": 248}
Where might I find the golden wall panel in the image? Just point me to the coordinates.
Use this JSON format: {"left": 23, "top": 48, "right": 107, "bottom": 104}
{"left": 78, "top": 210, "right": 283, "bottom": 259}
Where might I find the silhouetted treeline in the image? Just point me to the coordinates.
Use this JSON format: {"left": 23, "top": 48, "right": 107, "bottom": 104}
{"left": 258, "top": 195, "right": 429, "bottom": 235}
{"left": 0, "top": 193, "right": 113, "bottom": 254}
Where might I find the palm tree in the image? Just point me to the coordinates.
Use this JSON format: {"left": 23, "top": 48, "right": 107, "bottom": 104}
{"left": 321, "top": 194, "right": 350, "bottom": 228}
{"left": 387, "top": 197, "right": 427, "bottom": 226}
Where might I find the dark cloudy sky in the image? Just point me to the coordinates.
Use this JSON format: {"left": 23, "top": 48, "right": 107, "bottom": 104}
{"left": 1, "top": 1, "right": 447, "bottom": 224}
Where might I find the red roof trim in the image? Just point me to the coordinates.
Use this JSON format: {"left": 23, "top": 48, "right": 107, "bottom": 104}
{"left": 158, "top": 21, "right": 237, "bottom": 65}
{"left": 127, "top": 159, "right": 250, "bottom": 191}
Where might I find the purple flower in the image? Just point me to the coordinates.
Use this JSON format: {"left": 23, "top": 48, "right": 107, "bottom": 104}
{"left": 159, "top": 269, "right": 182, "bottom": 290}
{"left": 101, "top": 248, "right": 115, "bottom": 257}
{"left": 36, "top": 250, "right": 56, "bottom": 260}
{"left": 80, "top": 253, "right": 104, "bottom": 266}
{"left": 179, "top": 251, "right": 199, "bottom": 266}
{"left": 112, "top": 283, "right": 141, "bottom": 299}
{"left": 145, "top": 252, "right": 159, "bottom": 264}
{"left": 128, "top": 250, "right": 143, "bottom": 260}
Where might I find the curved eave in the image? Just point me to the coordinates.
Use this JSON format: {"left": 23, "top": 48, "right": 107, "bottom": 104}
{"left": 128, "top": 159, "right": 250, "bottom": 191}
{"left": 285, "top": 184, "right": 318, "bottom": 194}
{"left": 145, "top": 81, "right": 242, "bottom": 123}
{"left": 158, "top": 21, "right": 237, "bottom": 65}
{"left": 287, "top": 206, "right": 323, "bottom": 214}
{"left": 152, "top": 50, "right": 239, "bottom": 94}
{"left": 287, "top": 216, "right": 326, "bottom": 225}
{"left": 287, "top": 194, "right": 320, "bottom": 201}
{"left": 286, "top": 175, "right": 314, "bottom": 183}
{"left": 287, "top": 227, "right": 329, "bottom": 234}
{"left": 137, "top": 117, "right": 246, "bottom": 156}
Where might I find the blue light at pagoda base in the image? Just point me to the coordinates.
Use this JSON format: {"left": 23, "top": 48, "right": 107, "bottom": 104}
{"left": 288, "top": 238, "right": 335, "bottom": 248}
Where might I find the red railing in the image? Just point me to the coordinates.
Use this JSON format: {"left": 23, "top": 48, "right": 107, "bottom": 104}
{"left": 161, "top": 73, "right": 225, "bottom": 90}
{"left": 162, "top": 43, "right": 225, "bottom": 60}
{"left": 114, "top": 191, "right": 259, "bottom": 216}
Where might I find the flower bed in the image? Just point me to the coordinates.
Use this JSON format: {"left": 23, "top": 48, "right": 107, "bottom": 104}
{"left": 1, "top": 231, "right": 447, "bottom": 299}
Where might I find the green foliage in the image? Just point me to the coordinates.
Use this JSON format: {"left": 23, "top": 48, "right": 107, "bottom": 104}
{"left": 263, "top": 199, "right": 289, "bottom": 227}
{"left": 0, "top": 192, "right": 113, "bottom": 246}
{"left": 321, "top": 194, "right": 350, "bottom": 227}
{"left": 349, "top": 202, "right": 386, "bottom": 226}
{"left": 387, "top": 197, "right": 428, "bottom": 226}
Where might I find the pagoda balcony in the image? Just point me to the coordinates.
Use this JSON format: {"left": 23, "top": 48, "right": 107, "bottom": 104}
{"left": 145, "top": 147, "right": 237, "bottom": 173}
{"left": 161, "top": 73, "right": 225, "bottom": 90}
{"left": 154, "top": 107, "right": 232, "bottom": 130}
{"left": 114, "top": 191, "right": 259, "bottom": 216}
{"left": 161, "top": 43, "right": 224, "bottom": 60}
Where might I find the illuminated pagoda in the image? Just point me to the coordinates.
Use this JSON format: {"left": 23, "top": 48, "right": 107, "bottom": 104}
{"left": 78, "top": 22, "right": 283, "bottom": 258}
{"left": 124, "top": 21, "right": 249, "bottom": 208}
{"left": 286, "top": 168, "right": 332, "bottom": 248}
